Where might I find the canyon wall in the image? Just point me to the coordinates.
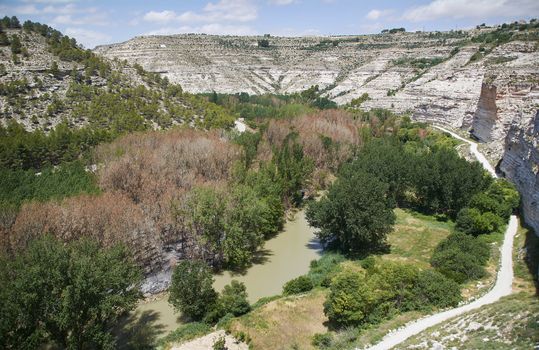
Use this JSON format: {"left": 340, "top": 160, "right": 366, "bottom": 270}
{"left": 96, "top": 31, "right": 539, "bottom": 233}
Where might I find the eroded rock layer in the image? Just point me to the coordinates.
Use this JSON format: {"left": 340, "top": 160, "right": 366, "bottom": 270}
{"left": 96, "top": 30, "right": 539, "bottom": 232}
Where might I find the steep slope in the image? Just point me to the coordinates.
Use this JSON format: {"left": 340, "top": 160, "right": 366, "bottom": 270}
{"left": 96, "top": 22, "right": 539, "bottom": 234}
{"left": 0, "top": 22, "right": 234, "bottom": 133}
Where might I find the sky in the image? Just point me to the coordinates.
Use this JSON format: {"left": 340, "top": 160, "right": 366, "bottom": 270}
{"left": 1, "top": 0, "right": 538, "bottom": 49}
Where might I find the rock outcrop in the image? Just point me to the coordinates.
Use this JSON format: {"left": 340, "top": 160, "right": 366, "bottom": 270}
{"left": 500, "top": 113, "right": 539, "bottom": 234}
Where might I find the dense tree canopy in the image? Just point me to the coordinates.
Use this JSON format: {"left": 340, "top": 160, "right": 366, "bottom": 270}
{"left": 430, "top": 232, "right": 490, "bottom": 283}
{"left": 324, "top": 260, "right": 461, "bottom": 328}
{"left": 306, "top": 170, "right": 395, "bottom": 254}
{"left": 169, "top": 260, "right": 218, "bottom": 321}
{"left": 0, "top": 236, "right": 142, "bottom": 349}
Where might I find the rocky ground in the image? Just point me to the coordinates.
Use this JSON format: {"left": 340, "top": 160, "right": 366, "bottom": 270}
{"left": 170, "top": 330, "right": 248, "bottom": 350}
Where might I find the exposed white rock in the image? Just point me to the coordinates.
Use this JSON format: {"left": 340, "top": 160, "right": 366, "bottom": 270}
{"left": 96, "top": 34, "right": 539, "bottom": 233}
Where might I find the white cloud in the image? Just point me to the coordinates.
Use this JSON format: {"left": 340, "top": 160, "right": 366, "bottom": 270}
{"left": 143, "top": 10, "right": 177, "bottom": 24}
{"left": 65, "top": 27, "right": 112, "bottom": 49}
{"left": 366, "top": 9, "right": 382, "bottom": 20}
{"left": 403, "top": 0, "right": 539, "bottom": 22}
{"left": 51, "top": 13, "right": 108, "bottom": 26}
{"left": 16, "top": 5, "right": 40, "bottom": 15}
{"left": 366, "top": 9, "right": 393, "bottom": 21}
{"left": 42, "top": 3, "right": 82, "bottom": 14}
{"left": 142, "top": 0, "right": 257, "bottom": 25}
{"left": 269, "top": 0, "right": 296, "bottom": 5}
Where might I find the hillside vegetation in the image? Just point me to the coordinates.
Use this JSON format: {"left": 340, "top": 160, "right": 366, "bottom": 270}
{"left": 0, "top": 15, "right": 535, "bottom": 350}
{"left": 218, "top": 122, "right": 520, "bottom": 350}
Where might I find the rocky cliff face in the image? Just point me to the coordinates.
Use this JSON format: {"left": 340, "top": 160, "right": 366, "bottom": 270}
{"left": 96, "top": 30, "right": 539, "bottom": 233}
{"left": 472, "top": 83, "right": 498, "bottom": 142}
{"left": 466, "top": 41, "right": 539, "bottom": 232}
{"left": 95, "top": 31, "right": 487, "bottom": 128}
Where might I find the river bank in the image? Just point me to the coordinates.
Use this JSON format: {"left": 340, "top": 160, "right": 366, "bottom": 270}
{"left": 118, "top": 209, "right": 323, "bottom": 340}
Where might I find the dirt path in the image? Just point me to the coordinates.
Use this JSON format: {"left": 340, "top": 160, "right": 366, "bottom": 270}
{"left": 170, "top": 330, "right": 248, "bottom": 350}
{"left": 365, "top": 126, "right": 517, "bottom": 350}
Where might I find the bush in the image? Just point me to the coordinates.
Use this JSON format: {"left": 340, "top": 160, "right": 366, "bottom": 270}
{"left": 324, "top": 268, "right": 373, "bottom": 327}
{"left": 455, "top": 207, "right": 504, "bottom": 236}
{"left": 430, "top": 232, "right": 490, "bottom": 283}
{"left": 307, "top": 253, "right": 345, "bottom": 287}
{"left": 411, "top": 270, "right": 462, "bottom": 310}
{"left": 324, "top": 260, "right": 463, "bottom": 328}
{"left": 218, "top": 280, "right": 251, "bottom": 317}
{"left": 169, "top": 260, "right": 218, "bottom": 321}
{"left": 283, "top": 275, "right": 314, "bottom": 295}
{"left": 213, "top": 335, "right": 227, "bottom": 350}
{"left": 312, "top": 332, "right": 333, "bottom": 348}
{"left": 258, "top": 39, "right": 269, "bottom": 48}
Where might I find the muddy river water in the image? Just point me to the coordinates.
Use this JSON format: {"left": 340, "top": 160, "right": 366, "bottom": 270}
{"left": 122, "top": 210, "right": 323, "bottom": 337}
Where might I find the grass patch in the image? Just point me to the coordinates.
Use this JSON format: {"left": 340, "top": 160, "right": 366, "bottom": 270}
{"left": 384, "top": 208, "right": 454, "bottom": 268}
{"left": 229, "top": 289, "right": 328, "bottom": 350}
{"left": 157, "top": 322, "right": 212, "bottom": 350}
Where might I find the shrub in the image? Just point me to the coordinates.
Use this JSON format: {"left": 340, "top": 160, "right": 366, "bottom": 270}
{"left": 367, "top": 260, "right": 420, "bottom": 313}
{"left": 455, "top": 207, "right": 504, "bottom": 236}
{"left": 213, "top": 335, "right": 226, "bottom": 350}
{"left": 169, "top": 260, "right": 218, "bottom": 321}
{"left": 308, "top": 253, "right": 345, "bottom": 287}
{"left": 312, "top": 332, "right": 333, "bottom": 348}
{"left": 324, "top": 268, "right": 374, "bottom": 326}
{"left": 430, "top": 232, "right": 490, "bottom": 283}
{"left": 411, "top": 270, "right": 462, "bottom": 310}
{"left": 283, "top": 275, "right": 314, "bottom": 295}
{"left": 218, "top": 280, "right": 251, "bottom": 317}
{"left": 258, "top": 39, "right": 270, "bottom": 48}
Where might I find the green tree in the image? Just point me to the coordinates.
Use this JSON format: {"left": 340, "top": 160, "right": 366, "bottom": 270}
{"left": 324, "top": 268, "right": 375, "bottom": 326}
{"left": 411, "top": 270, "right": 462, "bottom": 309}
{"left": 218, "top": 280, "right": 250, "bottom": 316}
{"left": 10, "top": 34, "right": 21, "bottom": 54}
{"left": 0, "top": 31, "right": 9, "bottom": 46}
{"left": 169, "top": 260, "right": 218, "bottom": 321}
{"left": 0, "top": 236, "right": 142, "bottom": 349}
{"left": 283, "top": 275, "right": 314, "bottom": 295}
{"left": 10, "top": 16, "right": 21, "bottom": 29}
{"left": 307, "top": 170, "right": 395, "bottom": 254}
{"left": 430, "top": 232, "right": 490, "bottom": 283}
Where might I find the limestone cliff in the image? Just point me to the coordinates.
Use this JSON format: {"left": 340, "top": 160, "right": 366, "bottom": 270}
{"left": 96, "top": 29, "right": 539, "bottom": 233}
{"left": 499, "top": 113, "right": 539, "bottom": 234}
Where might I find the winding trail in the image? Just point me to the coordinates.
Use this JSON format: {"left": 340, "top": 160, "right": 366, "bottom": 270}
{"left": 365, "top": 125, "right": 518, "bottom": 350}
